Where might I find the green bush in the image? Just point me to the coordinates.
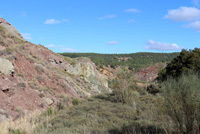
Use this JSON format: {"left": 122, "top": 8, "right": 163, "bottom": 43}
{"left": 72, "top": 98, "right": 79, "bottom": 106}
{"left": 9, "top": 129, "right": 26, "bottom": 134}
{"left": 161, "top": 73, "right": 200, "bottom": 134}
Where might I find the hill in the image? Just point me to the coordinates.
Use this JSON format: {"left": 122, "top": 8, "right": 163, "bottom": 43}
{"left": 0, "top": 18, "right": 110, "bottom": 121}
{"left": 61, "top": 52, "right": 179, "bottom": 70}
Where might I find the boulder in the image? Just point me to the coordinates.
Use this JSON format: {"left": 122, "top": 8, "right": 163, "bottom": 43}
{"left": 43, "top": 97, "right": 53, "bottom": 106}
{"left": 0, "top": 58, "right": 14, "bottom": 75}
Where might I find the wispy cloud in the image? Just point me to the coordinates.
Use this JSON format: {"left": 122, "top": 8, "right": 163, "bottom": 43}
{"left": 128, "top": 19, "right": 135, "bottom": 23}
{"left": 107, "top": 41, "right": 119, "bottom": 45}
{"left": 164, "top": 7, "right": 200, "bottom": 21}
{"left": 45, "top": 44, "right": 77, "bottom": 52}
{"left": 125, "top": 8, "right": 140, "bottom": 13}
{"left": 44, "top": 19, "right": 60, "bottom": 24}
{"left": 44, "top": 19, "right": 70, "bottom": 24}
{"left": 98, "top": 15, "right": 117, "bottom": 20}
{"left": 61, "top": 48, "right": 77, "bottom": 52}
{"left": 22, "top": 33, "right": 31, "bottom": 40}
{"left": 194, "top": 0, "right": 199, "bottom": 6}
{"left": 45, "top": 44, "right": 55, "bottom": 48}
{"left": 62, "top": 19, "right": 70, "bottom": 23}
{"left": 185, "top": 21, "right": 200, "bottom": 32}
{"left": 20, "top": 12, "right": 27, "bottom": 17}
{"left": 145, "top": 40, "right": 182, "bottom": 51}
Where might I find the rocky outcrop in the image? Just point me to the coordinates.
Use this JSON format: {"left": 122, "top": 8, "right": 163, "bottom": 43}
{"left": 0, "top": 58, "right": 14, "bottom": 75}
{"left": 65, "top": 57, "right": 110, "bottom": 92}
{"left": 134, "top": 63, "right": 166, "bottom": 82}
{"left": 0, "top": 18, "right": 23, "bottom": 39}
{"left": 43, "top": 97, "right": 54, "bottom": 106}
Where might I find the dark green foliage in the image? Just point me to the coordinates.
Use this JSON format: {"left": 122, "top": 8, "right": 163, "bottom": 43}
{"left": 146, "top": 84, "right": 160, "bottom": 95}
{"left": 61, "top": 52, "right": 179, "bottom": 70}
{"left": 158, "top": 48, "right": 200, "bottom": 81}
{"left": 72, "top": 98, "right": 79, "bottom": 106}
{"left": 161, "top": 73, "right": 200, "bottom": 134}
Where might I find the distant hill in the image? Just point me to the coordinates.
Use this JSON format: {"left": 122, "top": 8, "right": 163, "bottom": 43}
{"left": 60, "top": 52, "right": 180, "bottom": 70}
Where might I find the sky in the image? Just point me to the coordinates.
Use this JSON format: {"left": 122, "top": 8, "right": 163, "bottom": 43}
{"left": 0, "top": 0, "right": 200, "bottom": 53}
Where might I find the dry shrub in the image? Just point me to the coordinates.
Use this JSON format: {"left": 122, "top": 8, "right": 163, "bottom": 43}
{"left": 0, "top": 111, "right": 40, "bottom": 134}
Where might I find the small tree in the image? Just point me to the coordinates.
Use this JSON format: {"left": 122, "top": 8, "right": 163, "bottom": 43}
{"left": 110, "top": 69, "right": 136, "bottom": 104}
{"left": 161, "top": 73, "right": 200, "bottom": 134}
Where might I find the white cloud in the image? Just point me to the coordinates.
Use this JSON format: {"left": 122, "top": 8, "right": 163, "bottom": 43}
{"left": 145, "top": 40, "right": 182, "bottom": 51}
{"left": 62, "top": 19, "right": 70, "bottom": 23}
{"left": 107, "top": 41, "right": 119, "bottom": 45}
{"left": 185, "top": 21, "right": 200, "bottom": 32}
{"left": 98, "top": 15, "right": 116, "bottom": 20}
{"left": 45, "top": 44, "right": 55, "bottom": 48}
{"left": 45, "top": 44, "right": 77, "bottom": 52}
{"left": 20, "top": 12, "right": 27, "bottom": 17}
{"left": 44, "top": 19, "right": 60, "bottom": 24}
{"left": 194, "top": 0, "right": 199, "bottom": 6}
{"left": 128, "top": 19, "right": 135, "bottom": 23}
{"left": 61, "top": 48, "right": 77, "bottom": 52}
{"left": 125, "top": 8, "right": 140, "bottom": 13}
{"left": 22, "top": 33, "right": 31, "bottom": 40}
{"left": 164, "top": 7, "right": 200, "bottom": 21}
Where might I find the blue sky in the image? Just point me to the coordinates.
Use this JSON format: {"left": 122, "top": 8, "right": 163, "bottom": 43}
{"left": 0, "top": 0, "right": 200, "bottom": 53}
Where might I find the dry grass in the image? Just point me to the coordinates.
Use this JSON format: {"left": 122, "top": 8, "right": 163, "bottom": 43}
{"left": 0, "top": 111, "right": 41, "bottom": 134}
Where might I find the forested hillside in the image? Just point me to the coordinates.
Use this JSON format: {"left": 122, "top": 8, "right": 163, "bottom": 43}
{"left": 61, "top": 53, "right": 179, "bottom": 69}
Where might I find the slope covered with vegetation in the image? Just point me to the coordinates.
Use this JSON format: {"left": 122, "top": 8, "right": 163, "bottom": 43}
{"left": 32, "top": 48, "right": 200, "bottom": 134}
{"left": 61, "top": 52, "right": 179, "bottom": 70}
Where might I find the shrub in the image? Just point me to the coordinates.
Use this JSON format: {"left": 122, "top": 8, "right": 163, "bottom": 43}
{"left": 35, "top": 65, "right": 44, "bottom": 74}
{"left": 9, "top": 129, "right": 26, "bottom": 134}
{"left": 42, "top": 107, "right": 57, "bottom": 117}
{"left": 110, "top": 121, "right": 165, "bottom": 134}
{"left": 17, "top": 83, "right": 26, "bottom": 88}
{"left": 72, "top": 98, "right": 79, "bottom": 106}
{"left": 0, "top": 25, "right": 6, "bottom": 34}
{"left": 161, "top": 73, "right": 200, "bottom": 134}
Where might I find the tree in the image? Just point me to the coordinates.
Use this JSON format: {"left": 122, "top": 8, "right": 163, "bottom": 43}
{"left": 109, "top": 69, "right": 136, "bottom": 104}
{"left": 158, "top": 48, "right": 200, "bottom": 81}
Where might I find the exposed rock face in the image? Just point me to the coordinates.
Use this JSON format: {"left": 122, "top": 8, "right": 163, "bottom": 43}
{"left": 0, "top": 18, "right": 110, "bottom": 118}
{"left": 134, "top": 63, "right": 166, "bottom": 82}
{"left": 0, "top": 58, "right": 14, "bottom": 75}
{"left": 66, "top": 57, "right": 109, "bottom": 92}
